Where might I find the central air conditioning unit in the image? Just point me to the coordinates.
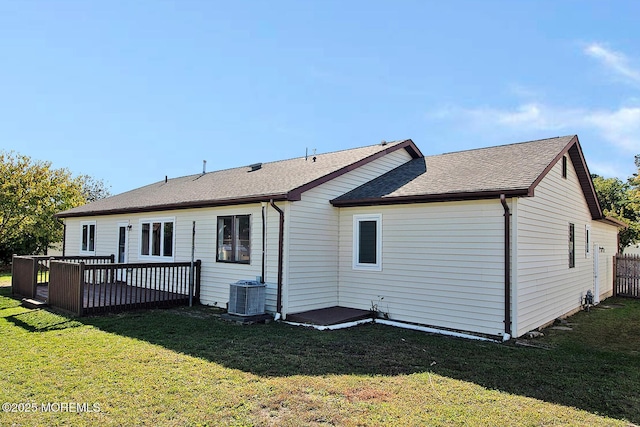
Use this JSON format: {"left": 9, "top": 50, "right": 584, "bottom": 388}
{"left": 228, "top": 280, "right": 266, "bottom": 316}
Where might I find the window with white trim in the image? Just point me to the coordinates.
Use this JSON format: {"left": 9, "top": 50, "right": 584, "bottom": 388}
{"left": 569, "top": 223, "right": 575, "bottom": 268}
{"left": 585, "top": 224, "right": 591, "bottom": 258}
{"left": 217, "top": 215, "right": 251, "bottom": 263}
{"left": 80, "top": 221, "right": 96, "bottom": 254}
{"left": 353, "top": 214, "right": 382, "bottom": 271}
{"left": 140, "top": 219, "right": 174, "bottom": 258}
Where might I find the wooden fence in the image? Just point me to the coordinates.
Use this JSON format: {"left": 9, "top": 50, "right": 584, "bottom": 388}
{"left": 48, "top": 260, "right": 201, "bottom": 316}
{"left": 615, "top": 254, "right": 640, "bottom": 298}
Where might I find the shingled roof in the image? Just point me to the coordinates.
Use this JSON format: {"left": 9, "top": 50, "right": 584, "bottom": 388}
{"left": 57, "top": 139, "right": 422, "bottom": 217}
{"left": 332, "top": 135, "right": 604, "bottom": 220}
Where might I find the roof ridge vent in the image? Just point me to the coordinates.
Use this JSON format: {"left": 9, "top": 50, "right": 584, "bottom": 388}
{"left": 249, "top": 163, "right": 262, "bottom": 172}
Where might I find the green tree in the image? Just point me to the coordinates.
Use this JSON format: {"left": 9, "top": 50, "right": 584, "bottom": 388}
{"left": 592, "top": 174, "right": 640, "bottom": 253}
{"left": 77, "top": 174, "right": 111, "bottom": 203}
{"left": 0, "top": 151, "right": 110, "bottom": 263}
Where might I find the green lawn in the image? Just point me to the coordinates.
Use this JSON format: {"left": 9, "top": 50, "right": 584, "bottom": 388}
{"left": 0, "top": 272, "right": 10, "bottom": 287}
{"left": 1, "top": 281, "right": 639, "bottom": 426}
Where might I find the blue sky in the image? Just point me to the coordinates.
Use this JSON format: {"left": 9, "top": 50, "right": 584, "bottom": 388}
{"left": 1, "top": 1, "right": 639, "bottom": 195}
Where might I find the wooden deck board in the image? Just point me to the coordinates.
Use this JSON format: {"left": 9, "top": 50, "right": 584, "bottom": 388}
{"left": 287, "top": 306, "right": 372, "bottom": 326}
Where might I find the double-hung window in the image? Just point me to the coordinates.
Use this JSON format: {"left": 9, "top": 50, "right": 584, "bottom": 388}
{"left": 140, "top": 219, "right": 174, "bottom": 258}
{"left": 217, "top": 215, "right": 251, "bottom": 263}
{"left": 353, "top": 214, "right": 382, "bottom": 271}
{"left": 80, "top": 221, "right": 96, "bottom": 254}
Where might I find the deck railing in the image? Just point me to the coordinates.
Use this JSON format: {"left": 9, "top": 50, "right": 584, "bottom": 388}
{"left": 11, "top": 256, "right": 39, "bottom": 299}
{"left": 33, "top": 255, "right": 115, "bottom": 286}
{"left": 48, "top": 261, "right": 84, "bottom": 315}
{"left": 82, "top": 261, "right": 201, "bottom": 314}
{"left": 11, "top": 255, "right": 114, "bottom": 299}
{"left": 47, "top": 260, "right": 201, "bottom": 316}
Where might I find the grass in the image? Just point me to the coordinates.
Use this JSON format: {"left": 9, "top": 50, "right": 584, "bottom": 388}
{"left": 1, "top": 280, "right": 639, "bottom": 426}
{"left": 0, "top": 271, "right": 11, "bottom": 287}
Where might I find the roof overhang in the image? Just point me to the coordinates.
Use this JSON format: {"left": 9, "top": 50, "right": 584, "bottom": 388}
{"left": 597, "top": 216, "right": 628, "bottom": 228}
{"left": 57, "top": 139, "right": 423, "bottom": 218}
{"left": 331, "top": 188, "right": 529, "bottom": 207}
{"left": 56, "top": 194, "right": 290, "bottom": 218}
{"left": 332, "top": 135, "right": 606, "bottom": 222}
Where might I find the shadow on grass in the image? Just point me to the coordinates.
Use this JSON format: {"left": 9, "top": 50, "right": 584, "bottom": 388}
{"left": 0, "top": 287, "right": 83, "bottom": 332}
{"left": 2, "top": 276, "right": 637, "bottom": 425}
{"left": 5, "top": 310, "right": 83, "bottom": 332}
{"left": 74, "top": 301, "right": 640, "bottom": 424}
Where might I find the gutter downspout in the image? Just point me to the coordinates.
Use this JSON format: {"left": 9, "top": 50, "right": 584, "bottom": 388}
{"left": 189, "top": 221, "right": 196, "bottom": 307}
{"left": 500, "top": 194, "right": 512, "bottom": 339}
{"left": 270, "top": 200, "right": 285, "bottom": 317}
{"left": 261, "top": 203, "right": 266, "bottom": 284}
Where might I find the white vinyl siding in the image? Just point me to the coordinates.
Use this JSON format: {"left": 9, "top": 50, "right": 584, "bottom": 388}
{"left": 515, "top": 154, "right": 594, "bottom": 337}
{"left": 63, "top": 206, "right": 281, "bottom": 313}
{"left": 338, "top": 201, "right": 506, "bottom": 336}
{"left": 285, "top": 148, "right": 412, "bottom": 315}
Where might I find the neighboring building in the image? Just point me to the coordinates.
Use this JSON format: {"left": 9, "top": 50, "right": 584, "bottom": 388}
{"left": 56, "top": 135, "right": 622, "bottom": 338}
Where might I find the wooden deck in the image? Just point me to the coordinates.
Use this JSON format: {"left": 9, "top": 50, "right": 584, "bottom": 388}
{"left": 287, "top": 306, "right": 372, "bottom": 326}
{"left": 35, "top": 283, "right": 190, "bottom": 314}
{"left": 14, "top": 256, "right": 201, "bottom": 316}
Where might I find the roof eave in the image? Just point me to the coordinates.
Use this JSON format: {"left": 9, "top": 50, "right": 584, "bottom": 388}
{"left": 331, "top": 189, "right": 530, "bottom": 207}
{"left": 56, "top": 193, "right": 290, "bottom": 218}
{"left": 597, "top": 216, "right": 628, "bottom": 228}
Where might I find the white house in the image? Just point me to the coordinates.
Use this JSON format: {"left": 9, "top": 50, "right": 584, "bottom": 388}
{"left": 57, "top": 135, "right": 622, "bottom": 339}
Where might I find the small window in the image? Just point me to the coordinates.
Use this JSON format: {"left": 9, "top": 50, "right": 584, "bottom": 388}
{"left": 217, "top": 215, "right": 251, "bottom": 263}
{"left": 585, "top": 224, "right": 591, "bottom": 258}
{"left": 353, "top": 214, "right": 382, "bottom": 271}
{"left": 140, "top": 219, "right": 174, "bottom": 259}
{"left": 569, "top": 223, "right": 575, "bottom": 268}
{"left": 562, "top": 156, "right": 567, "bottom": 179}
{"left": 81, "top": 221, "right": 96, "bottom": 253}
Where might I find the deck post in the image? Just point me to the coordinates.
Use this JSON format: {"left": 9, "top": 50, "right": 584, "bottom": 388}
{"left": 195, "top": 260, "right": 201, "bottom": 303}
{"left": 31, "top": 256, "right": 39, "bottom": 299}
{"left": 77, "top": 262, "right": 85, "bottom": 316}
{"left": 613, "top": 255, "right": 617, "bottom": 297}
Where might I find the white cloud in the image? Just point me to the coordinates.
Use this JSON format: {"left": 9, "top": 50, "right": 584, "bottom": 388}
{"left": 584, "top": 107, "right": 640, "bottom": 152}
{"left": 425, "top": 43, "right": 640, "bottom": 176}
{"left": 584, "top": 43, "right": 640, "bottom": 85}
{"left": 431, "top": 103, "right": 640, "bottom": 153}
{"left": 589, "top": 160, "right": 627, "bottom": 179}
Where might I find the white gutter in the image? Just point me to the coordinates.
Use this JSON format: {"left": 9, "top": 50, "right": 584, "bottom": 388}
{"left": 284, "top": 318, "right": 374, "bottom": 331}
{"left": 376, "top": 319, "right": 500, "bottom": 342}
{"left": 283, "top": 317, "right": 502, "bottom": 342}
